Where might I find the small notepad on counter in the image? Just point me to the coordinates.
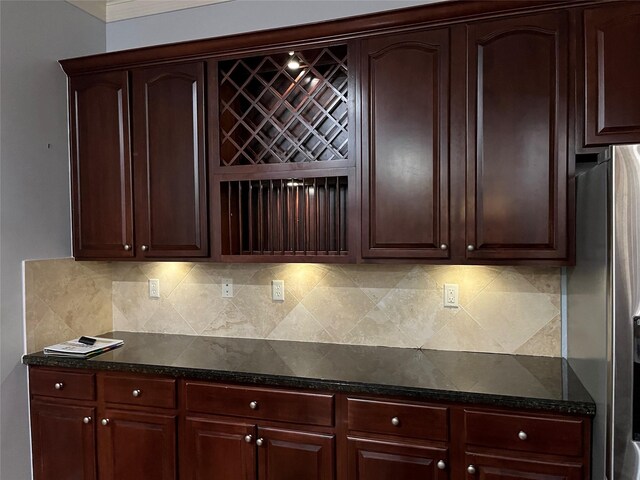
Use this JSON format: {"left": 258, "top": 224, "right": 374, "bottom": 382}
{"left": 43, "top": 337, "right": 123, "bottom": 358}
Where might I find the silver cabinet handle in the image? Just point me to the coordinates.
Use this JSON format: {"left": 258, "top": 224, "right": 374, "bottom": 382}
{"left": 467, "top": 245, "right": 475, "bottom": 252}
{"left": 54, "top": 382, "right": 64, "bottom": 390}
{"left": 83, "top": 417, "right": 92, "bottom": 424}
{"left": 101, "top": 419, "right": 110, "bottom": 426}
{"left": 518, "top": 430, "right": 528, "bottom": 440}
{"left": 132, "top": 389, "right": 141, "bottom": 397}
{"left": 437, "top": 460, "right": 446, "bottom": 470}
{"left": 244, "top": 435, "right": 253, "bottom": 443}
{"left": 141, "top": 245, "right": 148, "bottom": 251}
{"left": 256, "top": 438, "right": 264, "bottom": 447}
{"left": 440, "top": 244, "right": 447, "bottom": 250}
{"left": 123, "top": 244, "right": 131, "bottom": 251}
{"left": 249, "top": 401, "right": 258, "bottom": 410}
{"left": 467, "top": 465, "right": 476, "bottom": 475}
{"left": 391, "top": 416, "right": 400, "bottom": 426}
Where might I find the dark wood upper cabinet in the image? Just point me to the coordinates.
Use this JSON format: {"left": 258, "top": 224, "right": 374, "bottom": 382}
{"left": 70, "top": 71, "right": 134, "bottom": 259}
{"left": 132, "top": 62, "right": 209, "bottom": 258}
{"left": 361, "top": 29, "right": 450, "bottom": 259}
{"left": 30, "top": 401, "right": 97, "bottom": 480}
{"left": 584, "top": 2, "right": 640, "bottom": 146}
{"left": 465, "top": 12, "right": 570, "bottom": 261}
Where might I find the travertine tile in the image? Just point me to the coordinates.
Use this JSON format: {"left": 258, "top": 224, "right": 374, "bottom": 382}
{"left": 268, "top": 303, "right": 333, "bottom": 343}
{"left": 315, "top": 268, "right": 358, "bottom": 288}
{"left": 110, "top": 262, "right": 148, "bottom": 282}
{"left": 202, "top": 302, "right": 262, "bottom": 338}
{"left": 142, "top": 300, "right": 197, "bottom": 335}
{"left": 31, "top": 312, "right": 78, "bottom": 352}
{"left": 139, "top": 262, "right": 195, "bottom": 297}
{"left": 302, "top": 286, "right": 374, "bottom": 339}
{"left": 514, "top": 266, "right": 561, "bottom": 295}
{"left": 465, "top": 291, "right": 559, "bottom": 352}
{"left": 112, "top": 281, "right": 160, "bottom": 331}
{"left": 232, "top": 284, "right": 298, "bottom": 337}
{"left": 426, "top": 265, "right": 502, "bottom": 306}
{"left": 255, "top": 264, "right": 329, "bottom": 301}
{"left": 342, "top": 307, "right": 411, "bottom": 347}
{"left": 515, "top": 314, "right": 561, "bottom": 357}
{"left": 339, "top": 264, "right": 412, "bottom": 289}
{"left": 394, "top": 266, "right": 439, "bottom": 290}
{"left": 482, "top": 267, "right": 540, "bottom": 294}
{"left": 377, "top": 288, "right": 457, "bottom": 347}
{"left": 167, "top": 282, "right": 227, "bottom": 334}
{"left": 198, "top": 263, "right": 263, "bottom": 289}
{"left": 421, "top": 309, "right": 505, "bottom": 354}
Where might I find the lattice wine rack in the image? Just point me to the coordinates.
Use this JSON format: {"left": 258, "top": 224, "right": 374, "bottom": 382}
{"left": 218, "top": 45, "right": 349, "bottom": 166}
{"left": 220, "top": 176, "right": 349, "bottom": 256}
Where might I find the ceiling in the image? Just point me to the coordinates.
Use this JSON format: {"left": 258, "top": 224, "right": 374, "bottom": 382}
{"left": 67, "top": 0, "right": 232, "bottom": 23}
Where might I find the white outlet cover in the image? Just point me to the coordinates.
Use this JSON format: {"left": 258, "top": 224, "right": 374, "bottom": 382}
{"left": 272, "top": 279, "right": 285, "bottom": 301}
{"left": 149, "top": 278, "right": 160, "bottom": 299}
{"left": 443, "top": 283, "right": 459, "bottom": 308}
{"left": 221, "top": 278, "right": 233, "bottom": 298}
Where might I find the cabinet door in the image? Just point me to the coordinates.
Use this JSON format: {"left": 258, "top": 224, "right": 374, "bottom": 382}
{"left": 257, "top": 427, "right": 334, "bottom": 480}
{"left": 30, "top": 401, "right": 96, "bottom": 480}
{"left": 348, "top": 437, "right": 448, "bottom": 480}
{"left": 585, "top": 3, "right": 640, "bottom": 145}
{"left": 465, "top": 452, "right": 583, "bottom": 479}
{"left": 132, "top": 62, "right": 208, "bottom": 258}
{"left": 466, "top": 12, "right": 570, "bottom": 261}
{"left": 183, "top": 417, "right": 256, "bottom": 480}
{"left": 98, "top": 409, "right": 176, "bottom": 480}
{"left": 361, "top": 29, "right": 450, "bottom": 259}
{"left": 70, "top": 71, "right": 134, "bottom": 259}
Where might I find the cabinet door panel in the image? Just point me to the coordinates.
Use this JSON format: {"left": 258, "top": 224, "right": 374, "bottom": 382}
{"left": 362, "top": 29, "right": 449, "bottom": 259}
{"left": 70, "top": 71, "right": 134, "bottom": 259}
{"left": 133, "top": 62, "right": 208, "bottom": 258}
{"left": 258, "top": 427, "right": 334, "bottom": 480}
{"left": 465, "top": 452, "right": 582, "bottom": 480}
{"left": 585, "top": 3, "right": 640, "bottom": 145}
{"left": 466, "top": 13, "right": 569, "bottom": 260}
{"left": 98, "top": 409, "right": 176, "bottom": 480}
{"left": 30, "top": 401, "right": 96, "bottom": 480}
{"left": 348, "top": 437, "right": 448, "bottom": 480}
{"left": 183, "top": 418, "right": 256, "bottom": 480}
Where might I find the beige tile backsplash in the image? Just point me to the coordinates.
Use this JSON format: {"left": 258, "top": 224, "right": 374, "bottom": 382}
{"left": 24, "top": 259, "right": 561, "bottom": 357}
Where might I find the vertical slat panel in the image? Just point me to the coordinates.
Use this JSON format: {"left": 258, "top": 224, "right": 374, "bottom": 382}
{"left": 314, "top": 178, "right": 319, "bottom": 255}
{"left": 336, "top": 176, "right": 341, "bottom": 254}
{"left": 325, "top": 177, "right": 329, "bottom": 255}
{"left": 238, "top": 181, "right": 243, "bottom": 254}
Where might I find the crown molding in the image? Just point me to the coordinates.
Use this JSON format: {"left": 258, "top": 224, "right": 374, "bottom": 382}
{"left": 67, "top": 0, "right": 231, "bottom": 23}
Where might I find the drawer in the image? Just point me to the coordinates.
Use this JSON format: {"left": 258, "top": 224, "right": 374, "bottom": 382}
{"left": 185, "top": 382, "right": 334, "bottom": 427}
{"left": 465, "top": 410, "right": 584, "bottom": 457}
{"left": 347, "top": 398, "right": 448, "bottom": 441}
{"left": 30, "top": 368, "right": 95, "bottom": 401}
{"left": 100, "top": 374, "right": 176, "bottom": 409}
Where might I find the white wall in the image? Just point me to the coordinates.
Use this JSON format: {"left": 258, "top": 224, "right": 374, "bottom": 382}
{"left": 107, "top": 0, "right": 439, "bottom": 51}
{"left": 0, "top": 2, "right": 105, "bottom": 478}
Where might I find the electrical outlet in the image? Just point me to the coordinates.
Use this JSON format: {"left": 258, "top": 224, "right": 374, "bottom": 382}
{"left": 272, "top": 280, "right": 285, "bottom": 301}
{"left": 443, "top": 283, "right": 459, "bottom": 308}
{"left": 222, "top": 278, "right": 233, "bottom": 298}
{"left": 149, "top": 279, "right": 160, "bottom": 298}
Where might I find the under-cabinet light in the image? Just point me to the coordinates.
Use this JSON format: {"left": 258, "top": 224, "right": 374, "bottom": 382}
{"left": 287, "top": 51, "right": 301, "bottom": 70}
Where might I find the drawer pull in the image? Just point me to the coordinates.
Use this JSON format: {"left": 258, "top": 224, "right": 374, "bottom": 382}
{"left": 83, "top": 417, "right": 92, "bottom": 424}
{"left": 101, "top": 419, "right": 110, "bottom": 426}
{"left": 437, "top": 460, "right": 446, "bottom": 470}
{"left": 244, "top": 435, "right": 253, "bottom": 443}
{"left": 132, "top": 389, "right": 142, "bottom": 397}
{"left": 467, "top": 465, "right": 476, "bottom": 475}
{"left": 518, "top": 430, "right": 528, "bottom": 441}
{"left": 54, "top": 382, "right": 64, "bottom": 390}
{"left": 249, "top": 401, "right": 258, "bottom": 410}
{"left": 391, "top": 416, "right": 400, "bottom": 426}
{"left": 256, "top": 438, "right": 264, "bottom": 447}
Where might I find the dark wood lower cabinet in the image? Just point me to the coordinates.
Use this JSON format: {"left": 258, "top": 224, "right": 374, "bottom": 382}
{"left": 465, "top": 452, "right": 583, "bottom": 480}
{"left": 98, "top": 409, "right": 176, "bottom": 480}
{"left": 348, "top": 437, "right": 448, "bottom": 480}
{"left": 258, "top": 427, "right": 335, "bottom": 480}
{"left": 30, "top": 401, "right": 97, "bottom": 480}
{"left": 183, "top": 417, "right": 256, "bottom": 480}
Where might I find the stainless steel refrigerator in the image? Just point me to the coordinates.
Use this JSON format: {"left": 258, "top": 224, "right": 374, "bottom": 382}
{"left": 568, "top": 144, "right": 640, "bottom": 480}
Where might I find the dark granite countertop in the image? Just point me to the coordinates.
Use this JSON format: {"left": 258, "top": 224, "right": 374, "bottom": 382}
{"left": 22, "top": 331, "right": 595, "bottom": 416}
